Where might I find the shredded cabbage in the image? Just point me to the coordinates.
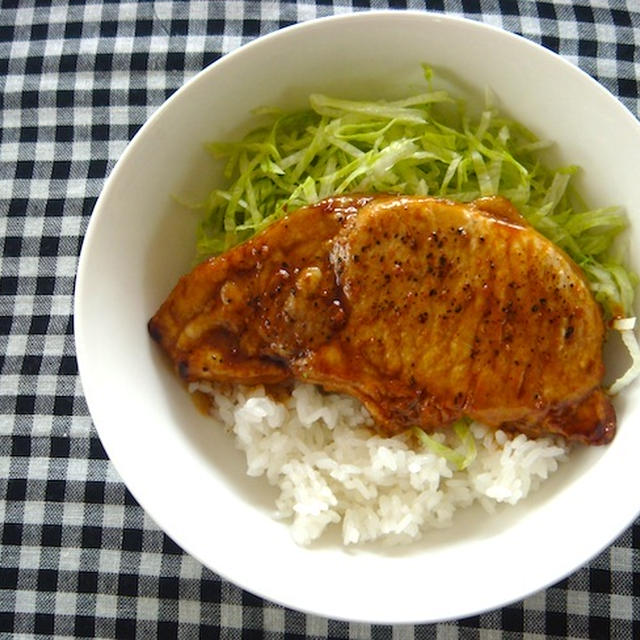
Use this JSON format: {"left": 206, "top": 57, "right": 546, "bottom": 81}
{"left": 194, "top": 64, "right": 639, "bottom": 397}
{"left": 609, "top": 328, "right": 640, "bottom": 395}
{"left": 412, "top": 420, "right": 477, "bottom": 471}
{"left": 196, "top": 66, "right": 635, "bottom": 320}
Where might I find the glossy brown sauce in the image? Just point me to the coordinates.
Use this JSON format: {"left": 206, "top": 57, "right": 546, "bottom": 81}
{"left": 150, "top": 194, "right": 615, "bottom": 445}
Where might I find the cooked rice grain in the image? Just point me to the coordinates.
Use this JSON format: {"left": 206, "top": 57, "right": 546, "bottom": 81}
{"left": 190, "top": 381, "right": 569, "bottom": 546}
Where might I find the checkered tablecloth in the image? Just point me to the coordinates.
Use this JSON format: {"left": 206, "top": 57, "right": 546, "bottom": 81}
{"left": 1, "top": 1, "right": 639, "bottom": 637}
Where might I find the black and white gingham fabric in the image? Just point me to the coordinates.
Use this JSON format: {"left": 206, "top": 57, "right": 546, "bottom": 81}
{"left": 1, "top": 1, "right": 639, "bottom": 637}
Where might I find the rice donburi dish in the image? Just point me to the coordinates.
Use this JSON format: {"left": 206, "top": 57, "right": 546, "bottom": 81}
{"left": 148, "top": 69, "right": 639, "bottom": 546}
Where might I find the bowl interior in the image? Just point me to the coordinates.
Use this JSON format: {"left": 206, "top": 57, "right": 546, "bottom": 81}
{"left": 75, "top": 11, "right": 640, "bottom": 623}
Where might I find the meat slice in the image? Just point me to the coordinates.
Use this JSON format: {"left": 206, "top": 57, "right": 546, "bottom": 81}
{"left": 148, "top": 194, "right": 615, "bottom": 445}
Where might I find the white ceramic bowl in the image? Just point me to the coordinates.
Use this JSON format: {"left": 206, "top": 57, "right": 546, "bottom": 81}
{"left": 75, "top": 11, "right": 640, "bottom": 623}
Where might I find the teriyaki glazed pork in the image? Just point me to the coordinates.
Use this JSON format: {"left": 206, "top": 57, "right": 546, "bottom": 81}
{"left": 149, "top": 194, "right": 615, "bottom": 446}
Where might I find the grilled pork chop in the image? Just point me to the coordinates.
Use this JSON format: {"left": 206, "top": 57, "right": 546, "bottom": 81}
{"left": 149, "top": 194, "right": 615, "bottom": 445}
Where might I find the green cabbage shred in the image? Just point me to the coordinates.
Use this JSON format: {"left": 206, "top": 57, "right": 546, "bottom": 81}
{"left": 195, "top": 65, "right": 636, "bottom": 318}
{"left": 411, "top": 420, "right": 477, "bottom": 471}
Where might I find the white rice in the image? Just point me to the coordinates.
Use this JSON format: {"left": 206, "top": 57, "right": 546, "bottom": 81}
{"left": 191, "top": 381, "right": 569, "bottom": 546}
